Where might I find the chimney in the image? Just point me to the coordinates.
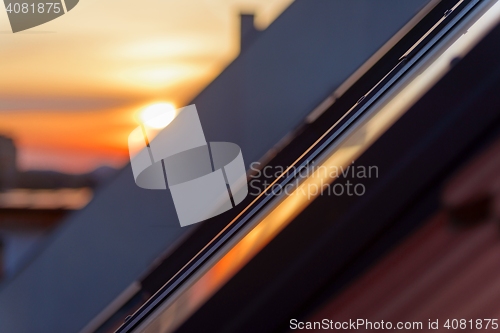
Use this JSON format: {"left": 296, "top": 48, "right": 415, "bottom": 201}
{"left": 240, "top": 13, "right": 260, "bottom": 52}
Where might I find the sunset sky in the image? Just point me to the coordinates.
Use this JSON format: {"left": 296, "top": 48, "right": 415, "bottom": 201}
{"left": 0, "top": 0, "right": 292, "bottom": 173}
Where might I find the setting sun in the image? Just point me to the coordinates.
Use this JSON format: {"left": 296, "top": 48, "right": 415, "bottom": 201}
{"left": 0, "top": 0, "right": 293, "bottom": 173}
{"left": 139, "top": 102, "right": 177, "bottom": 129}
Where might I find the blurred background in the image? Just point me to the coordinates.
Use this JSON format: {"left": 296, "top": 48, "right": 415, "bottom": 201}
{"left": 0, "top": 0, "right": 292, "bottom": 173}
{"left": 0, "top": 0, "right": 292, "bottom": 280}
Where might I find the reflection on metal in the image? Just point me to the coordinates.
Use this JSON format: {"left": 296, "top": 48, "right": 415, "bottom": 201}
{"left": 132, "top": 2, "right": 500, "bottom": 332}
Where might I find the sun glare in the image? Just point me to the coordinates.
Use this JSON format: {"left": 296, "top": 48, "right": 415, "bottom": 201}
{"left": 139, "top": 102, "right": 177, "bottom": 129}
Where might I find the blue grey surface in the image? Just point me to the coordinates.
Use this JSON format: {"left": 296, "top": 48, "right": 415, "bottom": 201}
{"left": 0, "top": 0, "right": 429, "bottom": 332}
{"left": 0, "top": 166, "right": 184, "bottom": 333}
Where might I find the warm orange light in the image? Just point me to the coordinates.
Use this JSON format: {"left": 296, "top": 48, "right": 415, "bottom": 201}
{"left": 139, "top": 103, "right": 177, "bottom": 129}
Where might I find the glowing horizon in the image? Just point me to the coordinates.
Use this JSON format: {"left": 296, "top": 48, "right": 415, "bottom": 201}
{"left": 0, "top": 0, "right": 293, "bottom": 173}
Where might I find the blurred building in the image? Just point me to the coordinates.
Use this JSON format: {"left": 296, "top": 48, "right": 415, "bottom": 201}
{"left": 0, "top": 136, "right": 114, "bottom": 279}
{"left": 0, "top": 135, "right": 17, "bottom": 190}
